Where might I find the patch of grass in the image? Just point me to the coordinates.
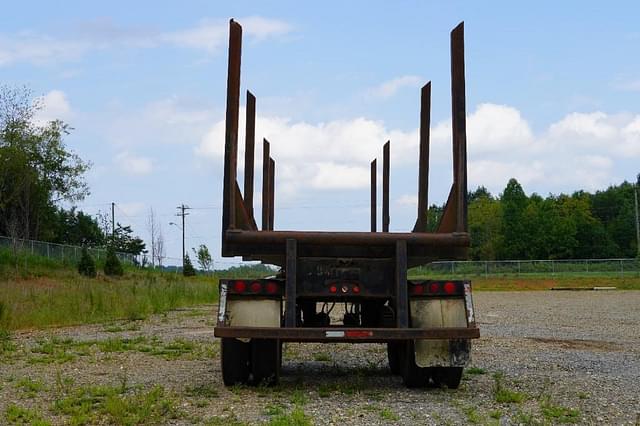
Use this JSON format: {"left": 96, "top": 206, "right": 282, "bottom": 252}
{"left": 5, "top": 404, "right": 50, "bottom": 425}
{"left": 204, "top": 412, "right": 247, "bottom": 425}
{"left": 493, "top": 372, "right": 525, "bottom": 404}
{"left": 313, "top": 352, "right": 331, "bottom": 362}
{"left": 289, "top": 389, "right": 308, "bottom": 406}
{"left": 268, "top": 407, "right": 312, "bottom": 426}
{"left": 0, "top": 329, "right": 16, "bottom": 355}
{"left": 463, "top": 406, "right": 482, "bottom": 424}
{"left": 379, "top": 407, "right": 400, "bottom": 421}
{"left": 185, "top": 383, "right": 219, "bottom": 398}
{"left": 0, "top": 248, "right": 218, "bottom": 331}
{"left": 53, "top": 383, "right": 180, "bottom": 425}
{"left": 466, "top": 367, "right": 487, "bottom": 375}
{"left": 577, "top": 391, "right": 589, "bottom": 399}
{"left": 16, "top": 377, "right": 46, "bottom": 398}
{"left": 540, "top": 398, "right": 580, "bottom": 423}
{"left": 264, "top": 403, "right": 286, "bottom": 416}
{"left": 514, "top": 410, "right": 541, "bottom": 425}
{"left": 489, "top": 409, "right": 502, "bottom": 420}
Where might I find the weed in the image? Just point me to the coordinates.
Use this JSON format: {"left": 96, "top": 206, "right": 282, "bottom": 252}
{"left": 379, "top": 407, "right": 400, "bottom": 421}
{"left": 540, "top": 398, "right": 580, "bottom": 423}
{"left": 489, "top": 409, "right": 502, "bottom": 420}
{"left": 54, "top": 370, "right": 74, "bottom": 395}
{"left": 264, "top": 403, "right": 286, "bottom": 416}
{"left": 0, "top": 329, "right": 16, "bottom": 354}
{"left": 577, "top": 391, "right": 589, "bottom": 399}
{"left": 204, "top": 412, "right": 247, "bottom": 425}
{"left": 16, "top": 377, "right": 46, "bottom": 398}
{"left": 268, "top": 406, "right": 312, "bottom": 426}
{"left": 185, "top": 383, "right": 219, "bottom": 398}
{"left": 466, "top": 367, "right": 486, "bottom": 375}
{"left": 463, "top": 406, "right": 482, "bottom": 424}
{"left": 317, "top": 383, "right": 333, "bottom": 398}
{"left": 5, "top": 404, "right": 50, "bottom": 425}
{"left": 493, "top": 372, "right": 525, "bottom": 404}
{"left": 514, "top": 410, "right": 541, "bottom": 425}
{"left": 313, "top": 352, "right": 331, "bottom": 362}
{"left": 289, "top": 389, "right": 308, "bottom": 406}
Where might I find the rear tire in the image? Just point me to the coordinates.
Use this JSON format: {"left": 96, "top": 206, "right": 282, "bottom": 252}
{"left": 401, "top": 340, "right": 429, "bottom": 388}
{"left": 387, "top": 342, "right": 401, "bottom": 375}
{"left": 221, "top": 338, "right": 250, "bottom": 386}
{"left": 251, "top": 339, "right": 280, "bottom": 386}
{"left": 429, "top": 367, "right": 463, "bottom": 389}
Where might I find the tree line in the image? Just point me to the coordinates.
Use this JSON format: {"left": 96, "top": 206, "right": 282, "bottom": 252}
{"left": 428, "top": 177, "right": 640, "bottom": 260}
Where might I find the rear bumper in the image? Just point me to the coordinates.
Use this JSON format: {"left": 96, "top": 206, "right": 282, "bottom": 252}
{"left": 214, "top": 325, "right": 480, "bottom": 343}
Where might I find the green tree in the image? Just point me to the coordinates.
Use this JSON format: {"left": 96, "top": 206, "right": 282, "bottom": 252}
{"left": 77, "top": 247, "right": 97, "bottom": 278}
{"left": 499, "top": 178, "right": 528, "bottom": 259}
{"left": 0, "top": 85, "right": 90, "bottom": 240}
{"left": 104, "top": 246, "right": 124, "bottom": 276}
{"left": 110, "top": 223, "right": 146, "bottom": 255}
{"left": 183, "top": 254, "right": 196, "bottom": 276}
{"left": 192, "top": 244, "right": 213, "bottom": 274}
{"left": 468, "top": 190, "right": 502, "bottom": 260}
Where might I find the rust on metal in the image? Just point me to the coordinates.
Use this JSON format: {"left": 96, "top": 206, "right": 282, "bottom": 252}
{"left": 395, "top": 240, "right": 408, "bottom": 327}
{"left": 413, "top": 82, "right": 431, "bottom": 233}
{"left": 285, "top": 239, "right": 297, "bottom": 327}
{"left": 262, "top": 138, "right": 270, "bottom": 231}
{"left": 244, "top": 90, "right": 256, "bottom": 219}
{"left": 222, "top": 19, "right": 242, "bottom": 244}
{"left": 382, "top": 141, "right": 390, "bottom": 232}
{"left": 438, "top": 22, "right": 468, "bottom": 234}
{"left": 268, "top": 157, "right": 275, "bottom": 231}
{"left": 370, "top": 159, "right": 377, "bottom": 232}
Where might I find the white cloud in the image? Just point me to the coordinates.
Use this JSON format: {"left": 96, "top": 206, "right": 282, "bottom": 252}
{"left": 117, "top": 202, "right": 145, "bottom": 217}
{"left": 366, "top": 75, "right": 423, "bottom": 99}
{"left": 197, "top": 103, "right": 640, "bottom": 198}
{"left": 0, "top": 17, "right": 292, "bottom": 67}
{"left": 396, "top": 194, "right": 418, "bottom": 208}
{"left": 34, "top": 90, "right": 73, "bottom": 124}
{"left": 115, "top": 151, "right": 153, "bottom": 176}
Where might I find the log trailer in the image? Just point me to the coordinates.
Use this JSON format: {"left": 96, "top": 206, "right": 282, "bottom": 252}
{"left": 214, "top": 19, "right": 479, "bottom": 388}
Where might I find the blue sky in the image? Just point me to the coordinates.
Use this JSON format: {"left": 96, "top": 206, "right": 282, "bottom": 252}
{"left": 2, "top": 1, "right": 640, "bottom": 266}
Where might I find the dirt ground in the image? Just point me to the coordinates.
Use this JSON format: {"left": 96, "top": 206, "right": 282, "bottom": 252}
{"left": 1, "top": 291, "right": 639, "bottom": 425}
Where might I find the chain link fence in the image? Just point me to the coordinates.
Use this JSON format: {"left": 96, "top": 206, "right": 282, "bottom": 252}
{"left": 0, "top": 236, "right": 138, "bottom": 265}
{"left": 412, "top": 258, "right": 640, "bottom": 278}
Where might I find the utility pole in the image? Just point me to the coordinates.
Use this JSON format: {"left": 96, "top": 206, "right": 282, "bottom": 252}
{"left": 111, "top": 202, "right": 115, "bottom": 239}
{"left": 175, "top": 204, "right": 191, "bottom": 266}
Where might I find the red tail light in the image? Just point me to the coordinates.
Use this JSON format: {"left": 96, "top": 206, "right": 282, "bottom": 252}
{"left": 429, "top": 282, "right": 440, "bottom": 293}
{"left": 352, "top": 285, "right": 360, "bottom": 294}
{"left": 444, "top": 281, "right": 456, "bottom": 294}
{"left": 265, "top": 281, "right": 278, "bottom": 294}
{"left": 233, "top": 281, "right": 246, "bottom": 293}
{"left": 412, "top": 284, "right": 424, "bottom": 295}
{"left": 250, "top": 281, "right": 262, "bottom": 292}
{"left": 329, "top": 285, "right": 337, "bottom": 293}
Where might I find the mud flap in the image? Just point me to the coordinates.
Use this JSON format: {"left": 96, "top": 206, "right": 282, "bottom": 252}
{"left": 410, "top": 299, "right": 470, "bottom": 368}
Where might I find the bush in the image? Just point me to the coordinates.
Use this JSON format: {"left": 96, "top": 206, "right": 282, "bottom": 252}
{"left": 104, "top": 247, "right": 124, "bottom": 276}
{"left": 78, "top": 247, "right": 97, "bottom": 278}
{"left": 183, "top": 254, "right": 196, "bottom": 277}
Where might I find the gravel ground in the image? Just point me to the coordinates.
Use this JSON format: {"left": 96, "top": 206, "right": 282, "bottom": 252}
{"left": 1, "top": 290, "right": 639, "bottom": 425}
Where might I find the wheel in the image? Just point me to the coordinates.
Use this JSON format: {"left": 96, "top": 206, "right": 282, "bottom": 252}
{"left": 387, "top": 342, "right": 401, "bottom": 375}
{"left": 221, "top": 338, "right": 250, "bottom": 386}
{"left": 429, "top": 367, "right": 463, "bottom": 389}
{"left": 251, "top": 339, "right": 280, "bottom": 386}
{"left": 401, "top": 340, "right": 429, "bottom": 388}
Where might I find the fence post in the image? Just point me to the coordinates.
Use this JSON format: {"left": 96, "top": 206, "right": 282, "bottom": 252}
{"left": 620, "top": 259, "right": 624, "bottom": 277}
{"left": 551, "top": 260, "right": 555, "bottom": 276}
{"left": 484, "top": 261, "right": 488, "bottom": 278}
{"left": 47, "top": 244, "right": 50, "bottom": 259}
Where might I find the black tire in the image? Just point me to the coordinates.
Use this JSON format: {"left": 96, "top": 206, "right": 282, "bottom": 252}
{"left": 429, "top": 367, "right": 463, "bottom": 389}
{"left": 387, "top": 342, "right": 401, "bottom": 375}
{"left": 401, "top": 340, "right": 429, "bottom": 388}
{"left": 251, "top": 339, "right": 280, "bottom": 386}
{"left": 221, "top": 338, "right": 250, "bottom": 386}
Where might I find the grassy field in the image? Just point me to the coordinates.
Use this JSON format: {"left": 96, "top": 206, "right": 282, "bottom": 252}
{"left": 0, "top": 249, "right": 218, "bottom": 331}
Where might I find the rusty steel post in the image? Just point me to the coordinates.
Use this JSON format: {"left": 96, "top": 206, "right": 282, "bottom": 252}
{"left": 371, "top": 159, "right": 377, "bottom": 232}
{"left": 395, "top": 240, "right": 408, "bottom": 328}
{"left": 269, "top": 157, "right": 275, "bottom": 231}
{"left": 413, "top": 82, "right": 431, "bottom": 232}
{"left": 222, "top": 19, "right": 242, "bottom": 238}
{"left": 451, "top": 22, "right": 468, "bottom": 232}
{"left": 244, "top": 90, "right": 256, "bottom": 219}
{"left": 262, "top": 138, "right": 270, "bottom": 231}
{"left": 285, "top": 239, "right": 297, "bottom": 327}
{"left": 383, "top": 141, "right": 390, "bottom": 232}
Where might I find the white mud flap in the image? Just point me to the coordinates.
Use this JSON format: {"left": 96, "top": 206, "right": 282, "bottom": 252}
{"left": 410, "top": 299, "right": 470, "bottom": 368}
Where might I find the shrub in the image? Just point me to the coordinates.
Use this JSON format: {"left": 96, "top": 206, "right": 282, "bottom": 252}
{"left": 104, "top": 247, "right": 124, "bottom": 277}
{"left": 78, "top": 248, "right": 97, "bottom": 278}
{"left": 183, "top": 254, "right": 196, "bottom": 277}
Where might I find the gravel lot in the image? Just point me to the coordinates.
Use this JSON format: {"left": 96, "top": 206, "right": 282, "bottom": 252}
{"left": 1, "top": 291, "right": 639, "bottom": 425}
